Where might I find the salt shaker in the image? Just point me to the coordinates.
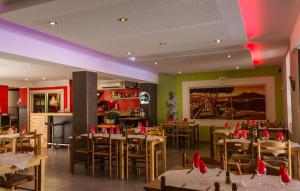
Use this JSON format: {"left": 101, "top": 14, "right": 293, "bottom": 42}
{"left": 225, "top": 171, "right": 231, "bottom": 184}
{"left": 232, "top": 183, "right": 237, "bottom": 191}
{"left": 214, "top": 182, "right": 220, "bottom": 191}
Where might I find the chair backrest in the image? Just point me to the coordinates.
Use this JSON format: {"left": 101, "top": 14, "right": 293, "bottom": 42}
{"left": 257, "top": 139, "right": 291, "bottom": 176}
{"left": 126, "top": 134, "right": 147, "bottom": 153}
{"left": 72, "top": 134, "right": 91, "bottom": 151}
{"left": 17, "top": 130, "right": 39, "bottom": 154}
{"left": 147, "top": 128, "right": 164, "bottom": 136}
{"left": 92, "top": 134, "right": 111, "bottom": 145}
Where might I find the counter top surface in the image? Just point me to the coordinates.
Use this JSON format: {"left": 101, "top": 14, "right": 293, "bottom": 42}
{"left": 30, "top": 112, "right": 73, "bottom": 116}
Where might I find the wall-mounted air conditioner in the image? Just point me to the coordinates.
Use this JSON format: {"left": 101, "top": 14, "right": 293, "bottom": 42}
{"left": 98, "top": 80, "right": 125, "bottom": 90}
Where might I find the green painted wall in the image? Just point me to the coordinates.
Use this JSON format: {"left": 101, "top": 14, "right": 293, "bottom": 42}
{"left": 157, "top": 66, "right": 283, "bottom": 141}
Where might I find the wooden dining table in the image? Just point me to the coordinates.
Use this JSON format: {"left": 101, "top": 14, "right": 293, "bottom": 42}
{"left": 0, "top": 133, "right": 19, "bottom": 153}
{"left": 72, "top": 133, "right": 167, "bottom": 181}
{"left": 0, "top": 154, "right": 47, "bottom": 191}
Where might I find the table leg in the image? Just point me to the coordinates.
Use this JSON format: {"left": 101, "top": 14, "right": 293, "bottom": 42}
{"left": 38, "top": 158, "right": 45, "bottom": 191}
{"left": 12, "top": 138, "right": 16, "bottom": 153}
{"left": 162, "top": 138, "right": 167, "bottom": 173}
{"left": 297, "top": 150, "right": 300, "bottom": 179}
{"left": 150, "top": 142, "right": 155, "bottom": 181}
{"left": 119, "top": 140, "right": 124, "bottom": 179}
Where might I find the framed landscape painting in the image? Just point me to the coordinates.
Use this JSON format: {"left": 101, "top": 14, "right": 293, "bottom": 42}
{"left": 190, "top": 85, "right": 266, "bottom": 120}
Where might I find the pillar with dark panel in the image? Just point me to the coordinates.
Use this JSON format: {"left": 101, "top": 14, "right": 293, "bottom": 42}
{"left": 72, "top": 71, "right": 98, "bottom": 134}
{"left": 139, "top": 83, "right": 157, "bottom": 126}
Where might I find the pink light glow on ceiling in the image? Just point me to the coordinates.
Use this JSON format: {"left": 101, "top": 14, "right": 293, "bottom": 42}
{"left": 239, "top": 0, "right": 263, "bottom": 65}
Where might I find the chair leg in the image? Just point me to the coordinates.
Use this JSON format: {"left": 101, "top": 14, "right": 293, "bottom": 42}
{"left": 92, "top": 154, "right": 95, "bottom": 177}
{"left": 155, "top": 153, "right": 159, "bottom": 178}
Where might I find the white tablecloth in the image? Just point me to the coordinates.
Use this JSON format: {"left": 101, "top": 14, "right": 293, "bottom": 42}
{"left": 90, "top": 133, "right": 164, "bottom": 142}
{"left": 160, "top": 168, "right": 300, "bottom": 191}
{"left": 0, "top": 152, "right": 33, "bottom": 169}
{"left": 0, "top": 133, "right": 19, "bottom": 139}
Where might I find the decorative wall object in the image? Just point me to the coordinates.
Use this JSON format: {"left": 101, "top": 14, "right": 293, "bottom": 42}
{"left": 167, "top": 91, "right": 178, "bottom": 120}
{"left": 190, "top": 85, "right": 266, "bottom": 120}
{"left": 289, "top": 76, "right": 296, "bottom": 91}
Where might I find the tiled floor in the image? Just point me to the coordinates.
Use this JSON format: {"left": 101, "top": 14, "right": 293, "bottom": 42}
{"left": 23, "top": 143, "right": 210, "bottom": 191}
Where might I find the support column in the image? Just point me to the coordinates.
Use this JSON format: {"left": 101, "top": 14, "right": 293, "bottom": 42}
{"left": 72, "top": 71, "right": 97, "bottom": 134}
{"left": 140, "top": 83, "right": 157, "bottom": 125}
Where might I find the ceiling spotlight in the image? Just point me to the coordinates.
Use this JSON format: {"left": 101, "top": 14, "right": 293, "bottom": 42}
{"left": 129, "top": 57, "right": 136, "bottom": 61}
{"left": 28, "top": 65, "right": 32, "bottom": 68}
{"left": 236, "top": 66, "right": 240, "bottom": 70}
{"left": 25, "top": 78, "right": 29, "bottom": 81}
{"left": 154, "top": 62, "right": 158, "bottom": 65}
{"left": 227, "top": 54, "right": 231, "bottom": 58}
{"left": 127, "top": 51, "right": 132, "bottom": 55}
{"left": 67, "top": 75, "right": 70, "bottom": 79}
{"left": 49, "top": 21, "right": 57, "bottom": 26}
{"left": 178, "top": 71, "right": 182, "bottom": 74}
{"left": 42, "top": 77, "right": 46, "bottom": 80}
{"left": 215, "top": 39, "right": 221, "bottom": 44}
{"left": 118, "top": 17, "right": 128, "bottom": 22}
{"left": 159, "top": 42, "right": 167, "bottom": 46}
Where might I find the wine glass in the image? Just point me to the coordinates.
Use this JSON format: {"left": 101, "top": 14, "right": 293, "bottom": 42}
{"left": 256, "top": 169, "right": 266, "bottom": 185}
{"left": 280, "top": 175, "right": 292, "bottom": 191}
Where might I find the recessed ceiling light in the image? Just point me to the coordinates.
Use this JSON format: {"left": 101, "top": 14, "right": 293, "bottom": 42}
{"left": 154, "top": 62, "right": 158, "bottom": 65}
{"left": 178, "top": 71, "right": 182, "bottom": 74}
{"left": 129, "top": 57, "right": 136, "bottom": 61}
{"left": 127, "top": 51, "right": 132, "bottom": 55}
{"left": 227, "top": 54, "right": 231, "bottom": 58}
{"left": 67, "top": 75, "right": 70, "bottom": 79}
{"left": 215, "top": 39, "right": 221, "bottom": 44}
{"left": 42, "top": 77, "right": 46, "bottom": 80}
{"left": 49, "top": 21, "right": 57, "bottom": 26}
{"left": 28, "top": 65, "right": 32, "bottom": 68}
{"left": 25, "top": 78, "right": 29, "bottom": 81}
{"left": 118, "top": 17, "right": 128, "bottom": 22}
{"left": 236, "top": 66, "right": 240, "bottom": 70}
{"left": 159, "top": 42, "right": 167, "bottom": 46}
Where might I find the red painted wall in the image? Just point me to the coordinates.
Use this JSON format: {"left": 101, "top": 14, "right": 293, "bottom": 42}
{"left": 30, "top": 86, "right": 68, "bottom": 109}
{"left": 19, "top": 88, "right": 28, "bottom": 107}
{"left": 69, "top": 80, "right": 73, "bottom": 112}
{"left": 0, "top": 85, "right": 8, "bottom": 114}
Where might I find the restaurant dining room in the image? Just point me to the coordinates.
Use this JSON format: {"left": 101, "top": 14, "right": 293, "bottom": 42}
{"left": 1, "top": 0, "right": 300, "bottom": 190}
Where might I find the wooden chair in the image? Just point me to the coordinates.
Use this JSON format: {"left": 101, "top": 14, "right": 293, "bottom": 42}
{"left": 257, "top": 139, "right": 292, "bottom": 176}
{"left": 223, "top": 138, "right": 253, "bottom": 173}
{"left": 176, "top": 123, "right": 193, "bottom": 149}
{"left": 125, "top": 133, "right": 149, "bottom": 181}
{"left": 70, "top": 134, "right": 92, "bottom": 175}
{"left": 17, "top": 131, "right": 39, "bottom": 154}
{"left": 162, "top": 122, "right": 176, "bottom": 147}
{"left": 147, "top": 127, "right": 165, "bottom": 178}
{"left": 92, "top": 133, "right": 118, "bottom": 178}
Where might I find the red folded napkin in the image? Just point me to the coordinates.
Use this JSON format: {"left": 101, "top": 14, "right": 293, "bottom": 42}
{"left": 200, "top": 160, "right": 207, "bottom": 174}
{"left": 145, "top": 120, "right": 149, "bottom": 127}
{"left": 264, "top": 129, "right": 270, "bottom": 139}
{"left": 116, "top": 126, "right": 121, "bottom": 134}
{"left": 138, "top": 121, "right": 142, "bottom": 127}
{"left": 21, "top": 125, "right": 27, "bottom": 133}
{"left": 257, "top": 158, "right": 266, "bottom": 174}
{"left": 242, "top": 129, "right": 247, "bottom": 139}
{"left": 183, "top": 117, "right": 188, "bottom": 123}
{"left": 247, "top": 118, "right": 250, "bottom": 124}
{"left": 90, "top": 125, "right": 96, "bottom": 134}
{"left": 224, "top": 122, "right": 229, "bottom": 129}
{"left": 101, "top": 128, "right": 106, "bottom": 133}
{"left": 277, "top": 131, "right": 284, "bottom": 141}
{"left": 252, "top": 119, "right": 256, "bottom": 126}
{"left": 234, "top": 128, "right": 239, "bottom": 138}
{"left": 236, "top": 122, "right": 240, "bottom": 129}
{"left": 193, "top": 151, "right": 201, "bottom": 168}
{"left": 110, "top": 127, "right": 114, "bottom": 134}
{"left": 140, "top": 126, "right": 147, "bottom": 135}
{"left": 279, "top": 164, "right": 291, "bottom": 184}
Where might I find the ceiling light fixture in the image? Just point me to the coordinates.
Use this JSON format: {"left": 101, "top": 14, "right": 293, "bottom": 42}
{"left": 154, "top": 62, "right": 158, "bottom": 65}
{"left": 127, "top": 51, "right": 132, "bottom": 55}
{"left": 42, "top": 77, "right": 46, "bottom": 80}
{"left": 129, "top": 57, "right": 136, "bottom": 61}
{"left": 178, "top": 71, "right": 182, "bottom": 74}
{"left": 215, "top": 39, "right": 221, "bottom": 44}
{"left": 236, "top": 66, "right": 240, "bottom": 70}
{"left": 49, "top": 21, "right": 57, "bottom": 26}
{"left": 67, "top": 75, "right": 70, "bottom": 79}
{"left": 118, "top": 17, "right": 128, "bottom": 22}
{"left": 28, "top": 65, "right": 32, "bottom": 68}
{"left": 25, "top": 78, "right": 29, "bottom": 81}
{"left": 159, "top": 42, "right": 167, "bottom": 46}
{"left": 227, "top": 54, "right": 231, "bottom": 58}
